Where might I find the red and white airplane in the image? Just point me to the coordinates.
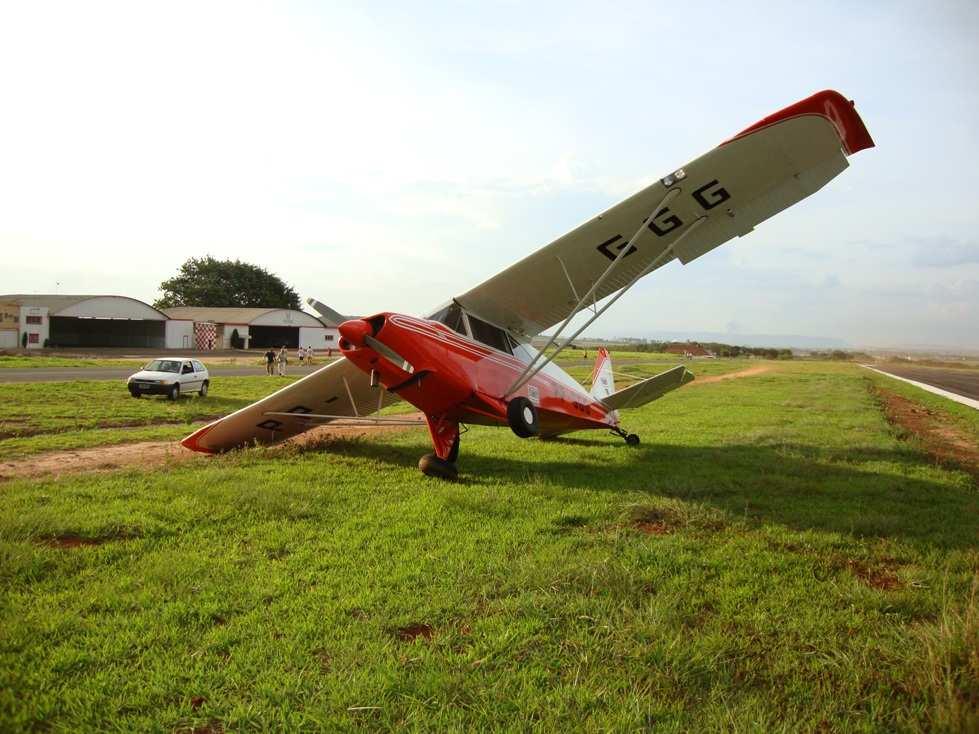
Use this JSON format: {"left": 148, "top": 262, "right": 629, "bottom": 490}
{"left": 182, "top": 90, "right": 874, "bottom": 479}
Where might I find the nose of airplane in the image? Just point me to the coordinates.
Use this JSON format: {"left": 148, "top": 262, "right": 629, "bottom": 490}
{"left": 338, "top": 318, "right": 371, "bottom": 348}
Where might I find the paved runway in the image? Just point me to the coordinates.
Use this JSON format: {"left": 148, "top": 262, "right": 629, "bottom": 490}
{"left": 0, "top": 364, "right": 331, "bottom": 383}
{"left": 870, "top": 364, "right": 979, "bottom": 402}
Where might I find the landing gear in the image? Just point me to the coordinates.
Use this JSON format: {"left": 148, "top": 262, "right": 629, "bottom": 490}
{"left": 419, "top": 453, "right": 458, "bottom": 480}
{"left": 612, "top": 427, "right": 640, "bottom": 445}
{"left": 420, "top": 415, "right": 460, "bottom": 480}
{"left": 507, "top": 397, "right": 539, "bottom": 438}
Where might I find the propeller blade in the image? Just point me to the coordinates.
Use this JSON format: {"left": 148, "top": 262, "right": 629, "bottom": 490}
{"left": 364, "top": 334, "right": 415, "bottom": 374}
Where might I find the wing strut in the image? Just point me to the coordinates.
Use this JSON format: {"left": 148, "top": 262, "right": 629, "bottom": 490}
{"left": 510, "top": 188, "right": 681, "bottom": 392}
{"left": 505, "top": 216, "right": 707, "bottom": 397}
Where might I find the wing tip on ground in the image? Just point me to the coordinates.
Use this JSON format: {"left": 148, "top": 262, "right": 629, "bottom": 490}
{"left": 181, "top": 421, "right": 219, "bottom": 454}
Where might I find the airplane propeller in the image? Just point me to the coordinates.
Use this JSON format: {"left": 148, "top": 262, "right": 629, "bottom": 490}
{"left": 364, "top": 334, "right": 415, "bottom": 374}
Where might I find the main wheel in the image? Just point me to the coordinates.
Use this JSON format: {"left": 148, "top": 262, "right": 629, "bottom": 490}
{"left": 418, "top": 453, "right": 458, "bottom": 480}
{"left": 507, "top": 397, "right": 539, "bottom": 438}
{"left": 199, "top": 380, "right": 209, "bottom": 397}
{"left": 626, "top": 433, "right": 640, "bottom": 446}
{"left": 169, "top": 383, "right": 181, "bottom": 401}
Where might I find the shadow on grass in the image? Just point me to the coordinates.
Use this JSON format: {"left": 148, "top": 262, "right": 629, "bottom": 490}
{"left": 302, "top": 436, "right": 978, "bottom": 552}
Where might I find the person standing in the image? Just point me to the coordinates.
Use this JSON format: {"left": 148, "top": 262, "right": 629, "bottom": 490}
{"left": 264, "top": 348, "right": 276, "bottom": 376}
{"left": 297, "top": 346, "right": 305, "bottom": 366}
{"left": 305, "top": 345, "right": 314, "bottom": 366}
{"left": 277, "top": 346, "right": 288, "bottom": 376}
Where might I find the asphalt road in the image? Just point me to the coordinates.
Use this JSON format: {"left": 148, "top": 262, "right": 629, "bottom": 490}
{"left": 0, "top": 364, "right": 330, "bottom": 383}
{"left": 871, "top": 364, "right": 979, "bottom": 401}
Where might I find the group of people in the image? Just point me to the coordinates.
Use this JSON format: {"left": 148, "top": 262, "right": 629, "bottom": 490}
{"left": 263, "top": 345, "right": 324, "bottom": 376}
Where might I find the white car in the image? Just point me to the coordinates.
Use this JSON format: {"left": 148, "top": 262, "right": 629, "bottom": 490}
{"left": 127, "top": 358, "right": 209, "bottom": 400}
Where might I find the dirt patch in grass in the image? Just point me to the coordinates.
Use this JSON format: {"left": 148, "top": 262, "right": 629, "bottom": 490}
{"left": 37, "top": 534, "right": 106, "bottom": 549}
{"left": 873, "top": 386, "right": 979, "bottom": 477}
{"left": 690, "top": 365, "right": 771, "bottom": 385}
{"left": 0, "top": 416, "right": 426, "bottom": 482}
{"left": 844, "top": 558, "right": 903, "bottom": 591}
{"left": 1, "top": 441, "right": 203, "bottom": 482}
{"left": 626, "top": 506, "right": 677, "bottom": 535}
{"left": 395, "top": 623, "right": 434, "bottom": 641}
{"left": 634, "top": 519, "right": 671, "bottom": 535}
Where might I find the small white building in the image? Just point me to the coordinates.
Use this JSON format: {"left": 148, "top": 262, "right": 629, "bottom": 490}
{"left": 0, "top": 294, "right": 170, "bottom": 349}
{"left": 161, "top": 307, "right": 338, "bottom": 351}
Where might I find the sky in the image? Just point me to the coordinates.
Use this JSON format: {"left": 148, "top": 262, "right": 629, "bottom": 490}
{"left": 1, "top": 1, "right": 977, "bottom": 349}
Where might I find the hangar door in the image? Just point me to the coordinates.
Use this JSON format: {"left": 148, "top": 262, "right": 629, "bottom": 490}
{"left": 249, "top": 325, "right": 299, "bottom": 349}
{"left": 50, "top": 317, "right": 165, "bottom": 348}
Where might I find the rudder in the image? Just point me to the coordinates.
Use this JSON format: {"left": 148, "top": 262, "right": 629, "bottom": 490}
{"left": 589, "top": 347, "right": 615, "bottom": 401}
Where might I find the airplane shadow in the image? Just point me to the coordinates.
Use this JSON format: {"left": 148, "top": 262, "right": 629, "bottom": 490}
{"left": 298, "top": 434, "right": 978, "bottom": 552}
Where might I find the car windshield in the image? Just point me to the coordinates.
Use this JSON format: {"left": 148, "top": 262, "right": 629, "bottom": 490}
{"left": 144, "top": 359, "right": 181, "bottom": 373}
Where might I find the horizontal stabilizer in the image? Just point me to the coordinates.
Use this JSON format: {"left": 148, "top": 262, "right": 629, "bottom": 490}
{"left": 601, "top": 365, "right": 693, "bottom": 411}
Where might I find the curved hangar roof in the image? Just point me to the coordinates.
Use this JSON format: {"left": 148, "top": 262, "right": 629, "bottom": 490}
{"left": 0, "top": 294, "right": 168, "bottom": 320}
{"left": 161, "top": 306, "right": 326, "bottom": 328}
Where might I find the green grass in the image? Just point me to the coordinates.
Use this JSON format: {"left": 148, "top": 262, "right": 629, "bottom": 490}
{"left": 1, "top": 361, "right": 976, "bottom": 731}
{"left": 0, "top": 376, "right": 301, "bottom": 459}
{"left": 0, "top": 355, "right": 144, "bottom": 369}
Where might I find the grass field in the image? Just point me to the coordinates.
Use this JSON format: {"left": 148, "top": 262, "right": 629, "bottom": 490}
{"left": 0, "top": 376, "right": 301, "bottom": 459}
{"left": 0, "top": 355, "right": 145, "bottom": 369}
{"left": 0, "top": 360, "right": 976, "bottom": 731}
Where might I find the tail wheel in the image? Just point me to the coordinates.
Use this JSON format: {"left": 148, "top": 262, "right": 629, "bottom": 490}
{"left": 626, "top": 433, "right": 640, "bottom": 446}
{"left": 169, "top": 383, "right": 180, "bottom": 401}
{"left": 507, "top": 397, "right": 539, "bottom": 438}
{"left": 419, "top": 454, "right": 458, "bottom": 480}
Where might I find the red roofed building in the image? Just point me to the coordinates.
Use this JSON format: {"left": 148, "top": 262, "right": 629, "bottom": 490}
{"left": 664, "top": 342, "right": 712, "bottom": 357}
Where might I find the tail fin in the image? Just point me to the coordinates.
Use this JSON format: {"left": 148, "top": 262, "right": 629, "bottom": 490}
{"left": 589, "top": 347, "right": 615, "bottom": 401}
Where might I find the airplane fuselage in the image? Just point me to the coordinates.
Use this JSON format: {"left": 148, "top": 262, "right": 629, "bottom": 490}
{"left": 338, "top": 312, "right": 616, "bottom": 440}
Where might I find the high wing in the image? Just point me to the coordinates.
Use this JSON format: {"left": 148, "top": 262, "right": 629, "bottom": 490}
{"left": 182, "top": 358, "right": 401, "bottom": 453}
{"left": 455, "top": 90, "right": 874, "bottom": 337}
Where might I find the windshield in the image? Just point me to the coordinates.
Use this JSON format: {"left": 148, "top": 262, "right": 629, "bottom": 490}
{"left": 144, "top": 359, "right": 181, "bottom": 373}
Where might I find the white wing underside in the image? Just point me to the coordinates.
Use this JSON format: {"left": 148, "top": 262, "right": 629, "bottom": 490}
{"left": 183, "top": 357, "right": 402, "bottom": 453}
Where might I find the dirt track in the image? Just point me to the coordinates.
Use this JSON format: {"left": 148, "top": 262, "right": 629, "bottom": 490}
{"left": 690, "top": 365, "right": 771, "bottom": 385}
{"left": 0, "top": 417, "right": 426, "bottom": 482}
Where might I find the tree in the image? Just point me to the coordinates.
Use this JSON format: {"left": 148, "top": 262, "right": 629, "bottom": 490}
{"left": 154, "top": 257, "right": 300, "bottom": 310}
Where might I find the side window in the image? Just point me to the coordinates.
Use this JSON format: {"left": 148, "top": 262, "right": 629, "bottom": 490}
{"left": 467, "top": 315, "right": 513, "bottom": 354}
{"left": 430, "top": 303, "right": 468, "bottom": 336}
{"left": 193, "top": 361, "right": 205, "bottom": 372}
{"left": 182, "top": 363, "right": 194, "bottom": 374}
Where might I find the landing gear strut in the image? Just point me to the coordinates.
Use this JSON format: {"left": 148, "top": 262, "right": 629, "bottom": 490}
{"left": 419, "top": 415, "right": 460, "bottom": 480}
{"left": 612, "top": 427, "right": 640, "bottom": 446}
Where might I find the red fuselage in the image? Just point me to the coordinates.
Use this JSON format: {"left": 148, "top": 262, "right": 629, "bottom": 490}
{"left": 338, "top": 313, "right": 615, "bottom": 438}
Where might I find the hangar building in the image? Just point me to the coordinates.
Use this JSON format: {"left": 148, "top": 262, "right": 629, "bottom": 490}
{"left": 0, "top": 294, "right": 172, "bottom": 349}
{"left": 161, "top": 307, "right": 338, "bottom": 350}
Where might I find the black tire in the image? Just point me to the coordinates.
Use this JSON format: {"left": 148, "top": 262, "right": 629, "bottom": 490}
{"left": 129, "top": 390, "right": 141, "bottom": 399}
{"left": 199, "top": 381, "right": 209, "bottom": 397}
{"left": 507, "top": 397, "right": 539, "bottom": 438}
{"left": 169, "top": 383, "right": 180, "bottom": 401}
{"left": 626, "top": 433, "right": 640, "bottom": 446}
{"left": 418, "top": 453, "right": 458, "bottom": 480}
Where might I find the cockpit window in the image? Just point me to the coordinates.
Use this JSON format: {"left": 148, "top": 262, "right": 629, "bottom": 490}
{"left": 467, "top": 315, "right": 513, "bottom": 354}
{"left": 430, "top": 303, "right": 468, "bottom": 336}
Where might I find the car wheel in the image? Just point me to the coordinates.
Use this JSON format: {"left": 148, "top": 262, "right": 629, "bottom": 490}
{"left": 199, "top": 380, "right": 209, "bottom": 397}
{"left": 130, "top": 390, "right": 141, "bottom": 399}
{"left": 169, "top": 383, "right": 180, "bottom": 401}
